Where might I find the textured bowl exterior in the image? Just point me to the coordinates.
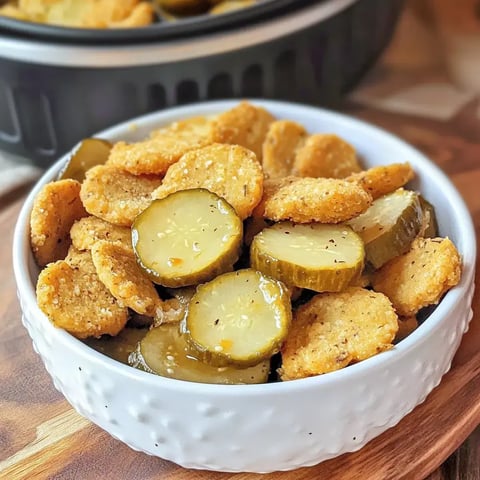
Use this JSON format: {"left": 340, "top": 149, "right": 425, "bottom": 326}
{"left": 13, "top": 100, "right": 476, "bottom": 473}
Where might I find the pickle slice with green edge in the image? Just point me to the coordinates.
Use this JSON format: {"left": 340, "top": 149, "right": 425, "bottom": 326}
{"left": 250, "top": 222, "right": 364, "bottom": 292}
{"left": 183, "top": 268, "right": 291, "bottom": 367}
{"left": 347, "top": 188, "right": 422, "bottom": 269}
{"left": 418, "top": 195, "right": 439, "bottom": 238}
{"left": 58, "top": 138, "right": 112, "bottom": 182}
{"left": 132, "top": 189, "right": 243, "bottom": 288}
{"left": 129, "top": 323, "right": 270, "bottom": 384}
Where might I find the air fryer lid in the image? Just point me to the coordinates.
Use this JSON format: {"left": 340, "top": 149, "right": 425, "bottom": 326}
{"left": 0, "top": 0, "right": 316, "bottom": 44}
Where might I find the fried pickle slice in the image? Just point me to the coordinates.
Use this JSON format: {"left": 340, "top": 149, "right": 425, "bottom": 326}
{"left": 36, "top": 255, "right": 128, "bottom": 339}
{"left": 154, "top": 298, "right": 188, "bottom": 325}
{"left": 108, "top": 117, "right": 217, "bottom": 176}
{"left": 262, "top": 120, "right": 307, "bottom": 179}
{"left": 256, "top": 176, "right": 372, "bottom": 223}
{"left": 293, "top": 134, "right": 361, "bottom": 179}
{"left": 18, "top": 0, "right": 154, "bottom": 28}
{"left": 80, "top": 164, "right": 162, "bottom": 226}
{"left": 211, "top": 101, "right": 275, "bottom": 160}
{"left": 280, "top": 287, "right": 398, "bottom": 380}
{"left": 70, "top": 216, "right": 132, "bottom": 251}
{"left": 151, "top": 143, "right": 263, "bottom": 220}
{"left": 30, "top": 179, "right": 87, "bottom": 267}
{"left": 91, "top": 241, "right": 161, "bottom": 317}
{"left": 347, "top": 163, "right": 414, "bottom": 200}
{"left": 372, "top": 237, "right": 462, "bottom": 316}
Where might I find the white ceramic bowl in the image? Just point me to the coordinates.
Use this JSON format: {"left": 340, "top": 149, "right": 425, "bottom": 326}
{"left": 13, "top": 100, "right": 476, "bottom": 473}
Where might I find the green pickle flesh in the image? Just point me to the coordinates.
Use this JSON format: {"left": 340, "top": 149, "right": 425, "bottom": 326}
{"left": 184, "top": 268, "right": 292, "bottom": 368}
{"left": 130, "top": 323, "right": 270, "bottom": 384}
{"left": 250, "top": 222, "right": 364, "bottom": 292}
{"left": 347, "top": 188, "right": 422, "bottom": 269}
{"left": 132, "top": 189, "right": 243, "bottom": 288}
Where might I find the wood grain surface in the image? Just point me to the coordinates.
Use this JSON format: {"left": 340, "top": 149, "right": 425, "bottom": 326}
{"left": 0, "top": 98, "right": 479, "bottom": 480}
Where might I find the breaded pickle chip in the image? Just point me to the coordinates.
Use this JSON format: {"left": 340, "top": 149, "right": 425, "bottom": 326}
{"left": 70, "top": 216, "right": 132, "bottom": 251}
{"left": 36, "top": 257, "right": 128, "bottom": 339}
{"left": 211, "top": 102, "right": 275, "bottom": 160}
{"left": 262, "top": 120, "right": 307, "bottom": 179}
{"left": 347, "top": 163, "right": 414, "bottom": 200}
{"left": 151, "top": 143, "right": 263, "bottom": 220}
{"left": 9, "top": 0, "right": 154, "bottom": 28}
{"left": 30, "top": 179, "right": 87, "bottom": 267}
{"left": 108, "top": 117, "right": 217, "bottom": 175}
{"left": 80, "top": 164, "right": 162, "bottom": 226}
{"left": 154, "top": 298, "right": 188, "bottom": 325}
{"left": 91, "top": 241, "right": 161, "bottom": 317}
{"left": 258, "top": 176, "right": 372, "bottom": 223}
{"left": 372, "top": 237, "right": 462, "bottom": 316}
{"left": 280, "top": 287, "right": 398, "bottom": 380}
{"left": 210, "top": 0, "right": 255, "bottom": 14}
{"left": 293, "top": 134, "right": 361, "bottom": 179}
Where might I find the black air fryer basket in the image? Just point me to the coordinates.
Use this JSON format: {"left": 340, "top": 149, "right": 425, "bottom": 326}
{"left": 0, "top": 0, "right": 404, "bottom": 167}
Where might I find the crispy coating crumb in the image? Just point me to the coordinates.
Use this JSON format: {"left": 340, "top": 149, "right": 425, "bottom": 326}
{"left": 108, "top": 117, "right": 217, "bottom": 175}
{"left": 395, "top": 316, "right": 418, "bottom": 343}
{"left": 347, "top": 163, "right": 414, "bottom": 200}
{"left": 262, "top": 120, "right": 307, "bottom": 179}
{"left": 154, "top": 298, "right": 188, "bottom": 325}
{"left": 293, "top": 134, "right": 361, "bottom": 179}
{"left": 65, "top": 246, "right": 95, "bottom": 270}
{"left": 151, "top": 143, "right": 263, "bottom": 220}
{"left": 0, "top": 4, "right": 29, "bottom": 20}
{"left": 70, "top": 216, "right": 132, "bottom": 251}
{"left": 280, "top": 287, "right": 398, "bottom": 380}
{"left": 30, "top": 179, "right": 87, "bottom": 267}
{"left": 15, "top": 0, "right": 154, "bottom": 28}
{"left": 257, "top": 176, "right": 372, "bottom": 223}
{"left": 80, "top": 164, "right": 162, "bottom": 226}
{"left": 372, "top": 237, "right": 462, "bottom": 316}
{"left": 211, "top": 101, "right": 275, "bottom": 160}
{"left": 91, "top": 240, "right": 161, "bottom": 317}
{"left": 36, "top": 256, "right": 128, "bottom": 339}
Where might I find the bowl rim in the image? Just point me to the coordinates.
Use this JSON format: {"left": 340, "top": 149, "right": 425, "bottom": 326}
{"left": 13, "top": 98, "right": 477, "bottom": 396}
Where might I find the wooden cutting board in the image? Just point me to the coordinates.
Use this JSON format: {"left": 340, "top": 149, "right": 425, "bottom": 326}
{"left": 0, "top": 104, "right": 479, "bottom": 480}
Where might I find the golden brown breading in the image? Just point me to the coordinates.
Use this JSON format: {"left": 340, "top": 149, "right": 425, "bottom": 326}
{"left": 257, "top": 176, "right": 372, "bottom": 223}
{"left": 70, "top": 216, "right": 132, "bottom": 251}
{"left": 109, "top": 1, "right": 154, "bottom": 28}
{"left": 211, "top": 101, "right": 275, "bottom": 160}
{"left": 154, "top": 298, "right": 188, "bottom": 325}
{"left": 0, "top": 4, "right": 29, "bottom": 20}
{"left": 17, "top": 0, "right": 154, "bottom": 28}
{"left": 292, "top": 134, "right": 361, "bottom": 179}
{"left": 372, "top": 237, "right": 462, "bottom": 316}
{"left": 210, "top": 0, "right": 255, "bottom": 14}
{"left": 395, "top": 316, "right": 418, "bottom": 343}
{"left": 30, "top": 179, "right": 87, "bottom": 267}
{"left": 64, "top": 246, "right": 94, "bottom": 270}
{"left": 151, "top": 143, "right": 263, "bottom": 220}
{"left": 91, "top": 241, "right": 161, "bottom": 317}
{"left": 347, "top": 163, "right": 414, "bottom": 200}
{"left": 80, "top": 164, "right": 162, "bottom": 226}
{"left": 108, "top": 117, "right": 217, "bottom": 176}
{"left": 280, "top": 287, "right": 398, "bottom": 380}
{"left": 262, "top": 120, "right": 307, "bottom": 179}
{"left": 36, "top": 256, "right": 128, "bottom": 339}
